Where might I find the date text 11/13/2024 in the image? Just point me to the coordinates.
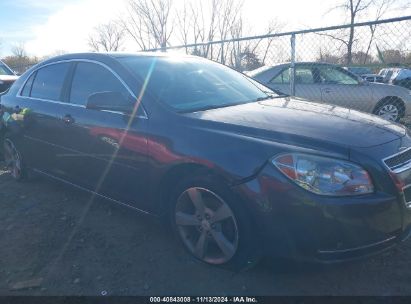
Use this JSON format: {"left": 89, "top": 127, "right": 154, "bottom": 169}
{"left": 149, "top": 297, "right": 258, "bottom": 303}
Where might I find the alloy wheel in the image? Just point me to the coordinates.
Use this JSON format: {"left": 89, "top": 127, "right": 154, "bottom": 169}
{"left": 3, "top": 139, "right": 23, "bottom": 180}
{"left": 377, "top": 104, "right": 399, "bottom": 121}
{"left": 175, "top": 187, "right": 239, "bottom": 265}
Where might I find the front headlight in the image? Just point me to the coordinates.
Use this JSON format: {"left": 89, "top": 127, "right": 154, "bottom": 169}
{"left": 272, "top": 153, "right": 374, "bottom": 196}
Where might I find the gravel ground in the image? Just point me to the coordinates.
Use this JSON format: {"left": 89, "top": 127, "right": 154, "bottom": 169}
{"left": 1, "top": 164, "right": 411, "bottom": 296}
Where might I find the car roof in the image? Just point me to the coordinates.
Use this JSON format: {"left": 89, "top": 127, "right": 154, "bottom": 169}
{"left": 32, "top": 52, "right": 208, "bottom": 74}
{"left": 268, "top": 62, "right": 338, "bottom": 68}
{"left": 42, "top": 51, "right": 195, "bottom": 64}
{"left": 248, "top": 62, "right": 339, "bottom": 78}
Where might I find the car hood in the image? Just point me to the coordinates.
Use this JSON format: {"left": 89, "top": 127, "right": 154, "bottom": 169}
{"left": 368, "top": 82, "right": 410, "bottom": 94}
{"left": 185, "top": 98, "right": 406, "bottom": 149}
{"left": 0, "top": 75, "right": 19, "bottom": 81}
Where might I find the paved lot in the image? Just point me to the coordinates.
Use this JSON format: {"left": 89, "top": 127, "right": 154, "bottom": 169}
{"left": 1, "top": 164, "right": 411, "bottom": 296}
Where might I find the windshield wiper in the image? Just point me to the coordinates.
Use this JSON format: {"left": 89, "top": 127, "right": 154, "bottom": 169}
{"left": 255, "top": 92, "right": 286, "bottom": 101}
{"left": 179, "top": 104, "right": 232, "bottom": 113}
{"left": 255, "top": 95, "right": 273, "bottom": 101}
{"left": 179, "top": 101, "right": 251, "bottom": 113}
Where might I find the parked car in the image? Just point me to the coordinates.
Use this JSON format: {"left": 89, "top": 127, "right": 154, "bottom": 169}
{"left": 0, "top": 60, "right": 19, "bottom": 94}
{"left": 379, "top": 68, "right": 411, "bottom": 90}
{"left": 344, "top": 66, "right": 373, "bottom": 76}
{"left": 361, "top": 74, "right": 384, "bottom": 83}
{"left": 247, "top": 62, "right": 411, "bottom": 122}
{"left": 2, "top": 53, "right": 411, "bottom": 270}
{"left": 342, "top": 67, "right": 384, "bottom": 83}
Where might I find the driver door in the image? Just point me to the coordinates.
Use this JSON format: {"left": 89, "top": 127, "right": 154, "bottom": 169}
{"left": 318, "top": 66, "right": 373, "bottom": 113}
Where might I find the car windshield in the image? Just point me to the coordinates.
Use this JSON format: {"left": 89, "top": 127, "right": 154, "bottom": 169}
{"left": 0, "top": 62, "right": 14, "bottom": 76}
{"left": 118, "top": 56, "right": 272, "bottom": 112}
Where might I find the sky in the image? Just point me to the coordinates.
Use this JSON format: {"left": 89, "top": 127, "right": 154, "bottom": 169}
{"left": 0, "top": 0, "right": 410, "bottom": 57}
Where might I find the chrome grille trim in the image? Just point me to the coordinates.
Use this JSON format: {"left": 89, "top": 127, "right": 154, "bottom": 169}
{"left": 383, "top": 147, "right": 411, "bottom": 174}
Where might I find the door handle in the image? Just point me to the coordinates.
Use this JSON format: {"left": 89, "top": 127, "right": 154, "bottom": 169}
{"left": 324, "top": 88, "right": 332, "bottom": 94}
{"left": 62, "top": 114, "right": 75, "bottom": 124}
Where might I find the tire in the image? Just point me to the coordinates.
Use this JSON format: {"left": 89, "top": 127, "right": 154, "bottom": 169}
{"left": 373, "top": 98, "right": 405, "bottom": 122}
{"left": 2, "top": 137, "right": 27, "bottom": 181}
{"left": 169, "top": 172, "right": 261, "bottom": 271}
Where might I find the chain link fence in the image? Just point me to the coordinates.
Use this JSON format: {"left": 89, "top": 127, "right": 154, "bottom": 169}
{"left": 149, "top": 16, "right": 411, "bottom": 123}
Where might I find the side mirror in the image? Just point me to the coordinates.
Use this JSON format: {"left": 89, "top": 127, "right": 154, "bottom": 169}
{"left": 86, "top": 91, "right": 133, "bottom": 113}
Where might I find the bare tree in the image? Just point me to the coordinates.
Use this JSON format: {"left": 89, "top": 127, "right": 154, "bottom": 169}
{"left": 217, "top": 0, "right": 244, "bottom": 64}
{"left": 11, "top": 42, "right": 27, "bottom": 58}
{"left": 322, "top": 0, "right": 409, "bottom": 64}
{"left": 121, "top": 0, "right": 174, "bottom": 50}
{"left": 173, "top": 0, "right": 220, "bottom": 58}
{"left": 322, "top": 0, "right": 375, "bottom": 64}
{"left": 317, "top": 48, "right": 343, "bottom": 64}
{"left": 363, "top": 0, "right": 410, "bottom": 63}
{"left": 4, "top": 42, "right": 39, "bottom": 74}
{"left": 88, "top": 22, "right": 125, "bottom": 52}
{"left": 228, "top": 17, "right": 283, "bottom": 70}
{"left": 176, "top": 0, "right": 191, "bottom": 52}
{"left": 258, "top": 20, "right": 284, "bottom": 65}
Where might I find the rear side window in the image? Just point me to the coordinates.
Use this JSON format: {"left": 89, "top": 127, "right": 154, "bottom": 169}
{"left": 270, "top": 67, "right": 315, "bottom": 84}
{"left": 21, "top": 72, "right": 36, "bottom": 97}
{"left": 270, "top": 69, "right": 290, "bottom": 84}
{"left": 295, "top": 68, "right": 314, "bottom": 84}
{"left": 69, "top": 62, "right": 129, "bottom": 105}
{"left": 30, "top": 63, "right": 70, "bottom": 100}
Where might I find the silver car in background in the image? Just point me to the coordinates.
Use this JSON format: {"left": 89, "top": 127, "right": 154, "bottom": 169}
{"left": 247, "top": 62, "right": 411, "bottom": 122}
{"left": 0, "top": 60, "right": 19, "bottom": 94}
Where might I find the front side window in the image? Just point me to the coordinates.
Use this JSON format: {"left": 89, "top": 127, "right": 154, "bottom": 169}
{"left": 318, "top": 66, "right": 359, "bottom": 85}
{"left": 69, "top": 62, "right": 129, "bottom": 106}
{"left": 21, "top": 72, "right": 36, "bottom": 97}
{"left": 30, "top": 63, "right": 70, "bottom": 100}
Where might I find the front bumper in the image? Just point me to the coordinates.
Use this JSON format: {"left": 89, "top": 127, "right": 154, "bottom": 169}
{"left": 232, "top": 164, "right": 411, "bottom": 262}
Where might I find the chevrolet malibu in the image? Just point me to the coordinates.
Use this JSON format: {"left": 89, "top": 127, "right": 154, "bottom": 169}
{"left": 1, "top": 53, "right": 411, "bottom": 270}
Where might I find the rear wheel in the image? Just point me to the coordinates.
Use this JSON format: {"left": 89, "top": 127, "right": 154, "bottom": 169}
{"left": 170, "top": 174, "right": 260, "bottom": 271}
{"left": 3, "top": 138, "right": 26, "bottom": 181}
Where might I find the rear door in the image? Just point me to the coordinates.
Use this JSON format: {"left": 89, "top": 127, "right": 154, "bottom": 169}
{"left": 16, "top": 62, "right": 73, "bottom": 174}
{"left": 267, "top": 66, "right": 323, "bottom": 102}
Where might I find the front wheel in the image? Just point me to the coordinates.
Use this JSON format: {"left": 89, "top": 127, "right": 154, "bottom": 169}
{"left": 170, "top": 175, "right": 260, "bottom": 271}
